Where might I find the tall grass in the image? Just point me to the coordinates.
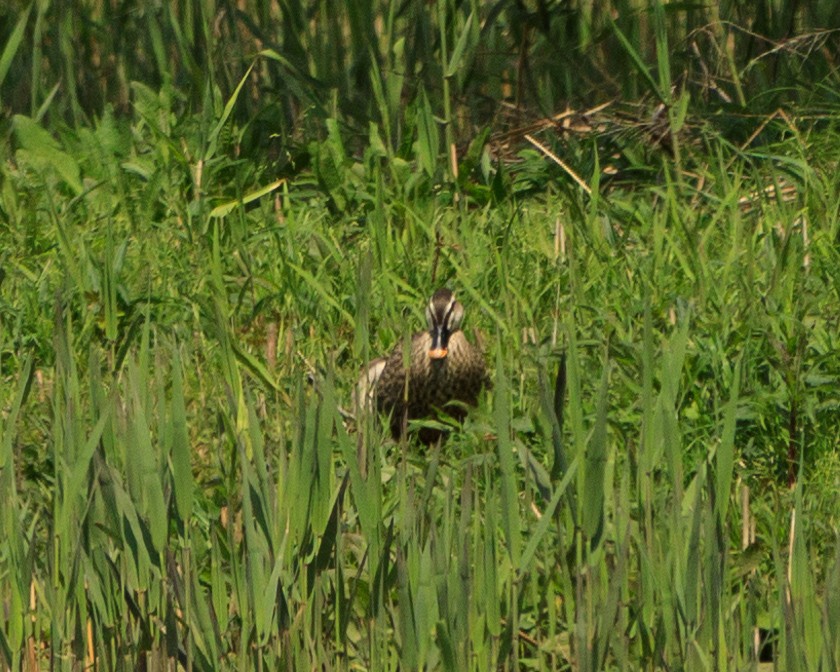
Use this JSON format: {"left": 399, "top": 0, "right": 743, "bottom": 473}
{"left": 2, "top": 1, "right": 839, "bottom": 144}
{"left": 3, "top": 110, "right": 840, "bottom": 668}
{"left": 2, "top": 0, "right": 840, "bottom": 669}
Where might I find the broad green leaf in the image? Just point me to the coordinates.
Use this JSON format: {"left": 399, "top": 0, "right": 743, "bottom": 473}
{"left": 608, "top": 19, "right": 665, "bottom": 103}
{"left": 0, "top": 3, "right": 30, "bottom": 89}
{"left": 209, "top": 178, "right": 285, "bottom": 218}
{"left": 445, "top": 12, "right": 475, "bottom": 77}
{"left": 205, "top": 61, "right": 255, "bottom": 160}
{"left": 494, "top": 346, "right": 520, "bottom": 566}
{"left": 13, "top": 115, "right": 83, "bottom": 194}
{"left": 170, "top": 348, "right": 193, "bottom": 522}
{"left": 582, "top": 360, "right": 609, "bottom": 545}
{"left": 415, "top": 89, "right": 439, "bottom": 178}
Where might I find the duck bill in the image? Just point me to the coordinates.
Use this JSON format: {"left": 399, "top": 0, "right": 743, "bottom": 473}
{"left": 428, "top": 327, "right": 449, "bottom": 359}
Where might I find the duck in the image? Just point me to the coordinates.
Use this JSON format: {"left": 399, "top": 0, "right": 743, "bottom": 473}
{"left": 356, "top": 288, "right": 489, "bottom": 443}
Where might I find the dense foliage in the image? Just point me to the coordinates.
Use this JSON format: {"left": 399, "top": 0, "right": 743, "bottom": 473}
{"left": 1, "top": 1, "right": 840, "bottom": 669}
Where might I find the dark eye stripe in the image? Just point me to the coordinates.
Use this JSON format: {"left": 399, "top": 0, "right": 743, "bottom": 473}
{"left": 442, "top": 299, "right": 457, "bottom": 330}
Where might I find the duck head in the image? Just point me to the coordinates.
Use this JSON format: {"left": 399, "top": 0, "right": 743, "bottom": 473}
{"left": 425, "top": 289, "right": 464, "bottom": 360}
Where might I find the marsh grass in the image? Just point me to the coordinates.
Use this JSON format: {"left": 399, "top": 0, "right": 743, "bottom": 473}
{"left": 2, "top": 0, "right": 840, "bottom": 669}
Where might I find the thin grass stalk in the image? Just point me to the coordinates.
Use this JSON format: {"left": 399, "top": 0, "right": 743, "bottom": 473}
{"left": 0, "top": 356, "right": 32, "bottom": 669}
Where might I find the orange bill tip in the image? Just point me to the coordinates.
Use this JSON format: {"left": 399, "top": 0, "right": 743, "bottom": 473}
{"left": 428, "top": 347, "right": 448, "bottom": 360}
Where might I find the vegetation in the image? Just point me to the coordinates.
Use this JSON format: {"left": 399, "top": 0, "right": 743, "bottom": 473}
{"left": 1, "top": 0, "right": 839, "bottom": 669}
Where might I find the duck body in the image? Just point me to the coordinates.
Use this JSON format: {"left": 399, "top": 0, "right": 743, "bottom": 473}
{"left": 359, "top": 289, "right": 489, "bottom": 443}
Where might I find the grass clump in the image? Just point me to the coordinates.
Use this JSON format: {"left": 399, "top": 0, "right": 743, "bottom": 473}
{"left": 1, "top": 1, "right": 840, "bottom": 670}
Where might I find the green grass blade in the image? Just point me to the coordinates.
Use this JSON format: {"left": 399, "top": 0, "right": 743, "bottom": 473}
{"left": 0, "top": 3, "right": 31, "bottom": 89}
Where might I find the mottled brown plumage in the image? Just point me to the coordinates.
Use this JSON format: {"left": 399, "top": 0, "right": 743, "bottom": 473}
{"left": 357, "top": 289, "right": 489, "bottom": 443}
